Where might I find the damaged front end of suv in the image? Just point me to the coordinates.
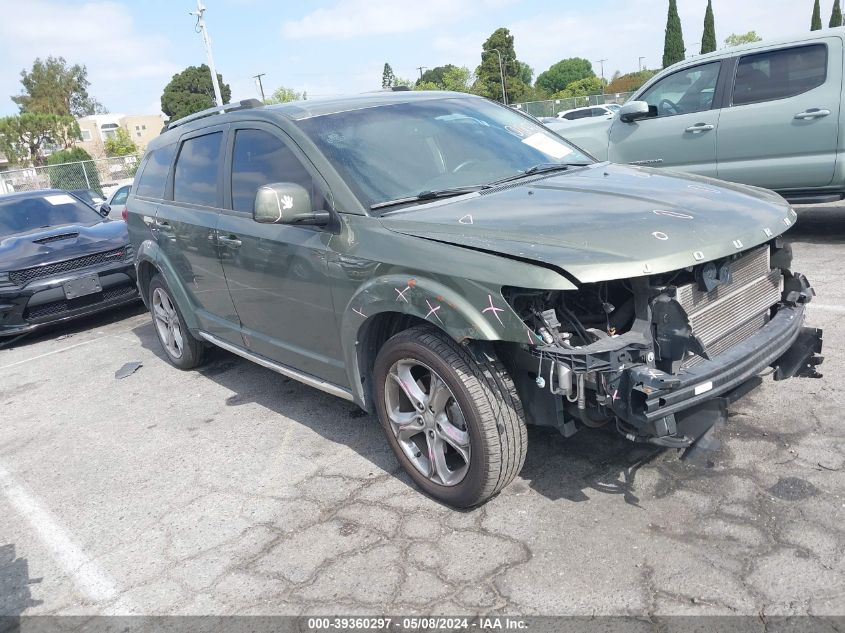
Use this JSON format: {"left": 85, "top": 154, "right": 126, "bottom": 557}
{"left": 500, "top": 236, "right": 823, "bottom": 450}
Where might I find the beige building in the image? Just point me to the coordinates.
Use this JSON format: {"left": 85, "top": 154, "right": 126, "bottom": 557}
{"left": 77, "top": 113, "right": 165, "bottom": 157}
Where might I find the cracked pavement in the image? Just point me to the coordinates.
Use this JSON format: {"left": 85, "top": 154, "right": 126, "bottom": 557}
{"left": 0, "top": 206, "right": 843, "bottom": 617}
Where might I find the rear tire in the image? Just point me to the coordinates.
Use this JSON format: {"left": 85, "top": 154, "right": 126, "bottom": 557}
{"left": 148, "top": 274, "right": 205, "bottom": 370}
{"left": 373, "top": 326, "right": 527, "bottom": 507}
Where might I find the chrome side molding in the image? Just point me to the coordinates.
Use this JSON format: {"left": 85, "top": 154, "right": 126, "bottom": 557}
{"left": 197, "top": 331, "right": 355, "bottom": 402}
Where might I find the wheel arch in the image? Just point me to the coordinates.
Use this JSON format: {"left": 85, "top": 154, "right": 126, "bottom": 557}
{"left": 341, "top": 274, "right": 506, "bottom": 410}
{"left": 133, "top": 239, "right": 201, "bottom": 332}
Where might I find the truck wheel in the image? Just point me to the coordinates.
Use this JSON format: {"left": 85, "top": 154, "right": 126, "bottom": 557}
{"left": 373, "top": 326, "right": 527, "bottom": 507}
{"left": 148, "top": 274, "right": 205, "bottom": 370}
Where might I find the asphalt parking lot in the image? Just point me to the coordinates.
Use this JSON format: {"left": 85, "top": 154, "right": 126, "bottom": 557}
{"left": 1, "top": 206, "right": 843, "bottom": 618}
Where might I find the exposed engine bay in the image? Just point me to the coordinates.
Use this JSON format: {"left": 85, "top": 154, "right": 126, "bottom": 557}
{"left": 499, "top": 239, "right": 823, "bottom": 449}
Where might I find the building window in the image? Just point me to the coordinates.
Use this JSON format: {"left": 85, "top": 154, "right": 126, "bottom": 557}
{"left": 142, "top": 125, "right": 146, "bottom": 130}
{"left": 100, "top": 122, "right": 119, "bottom": 140}
{"left": 136, "top": 131, "right": 142, "bottom": 137}
{"left": 80, "top": 129, "right": 92, "bottom": 141}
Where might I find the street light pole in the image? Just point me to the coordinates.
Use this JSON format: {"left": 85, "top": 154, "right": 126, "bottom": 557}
{"left": 253, "top": 73, "right": 266, "bottom": 103}
{"left": 484, "top": 49, "right": 507, "bottom": 105}
{"left": 190, "top": 0, "right": 224, "bottom": 109}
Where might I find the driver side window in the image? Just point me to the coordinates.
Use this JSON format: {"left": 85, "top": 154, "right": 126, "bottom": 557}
{"left": 640, "top": 62, "right": 721, "bottom": 118}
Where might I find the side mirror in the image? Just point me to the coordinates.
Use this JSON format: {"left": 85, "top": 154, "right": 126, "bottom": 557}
{"left": 97, "top": 202, "right": 111, "bottom": 217}
{"left": 254, "top": 183, "right": 330, "bottom": 226}
{"left": 618, "top": 101, "right": 652, "bottom": 123}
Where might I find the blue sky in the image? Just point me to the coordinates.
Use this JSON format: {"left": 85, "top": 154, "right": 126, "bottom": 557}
{"left": 0, "top": 0, "right": 819, "bottom": 116}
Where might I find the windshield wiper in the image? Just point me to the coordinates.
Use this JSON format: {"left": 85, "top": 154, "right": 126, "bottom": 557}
{"left": 486, "top": 162, "right": 587, "bottom": 187}
{"left": 370, "top": 185, "right": 487, "bottom": 211}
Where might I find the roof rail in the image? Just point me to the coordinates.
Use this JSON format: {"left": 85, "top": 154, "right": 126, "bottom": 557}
{"left": 167, "top": 98, "right": 263, "bottom": 130}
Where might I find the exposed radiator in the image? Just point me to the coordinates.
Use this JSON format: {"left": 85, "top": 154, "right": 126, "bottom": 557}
{"left": 678, "top": 246, "right": 782, "bottom": 367}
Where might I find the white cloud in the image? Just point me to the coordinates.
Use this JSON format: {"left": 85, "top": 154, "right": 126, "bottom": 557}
{"left": 281, "top": 0, "right": 514, "bottom": 39}
{"left": 0, "top": 1, "right": 177, "bottom": 113}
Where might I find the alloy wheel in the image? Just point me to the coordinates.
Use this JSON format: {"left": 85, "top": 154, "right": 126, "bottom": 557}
{"left": 383, "top": 359, "right": 471, "bottom": 486}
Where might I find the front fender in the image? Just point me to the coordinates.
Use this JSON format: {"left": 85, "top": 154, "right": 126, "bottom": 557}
{"left": 340, "top": 273, "right": 543, "bottom": 405}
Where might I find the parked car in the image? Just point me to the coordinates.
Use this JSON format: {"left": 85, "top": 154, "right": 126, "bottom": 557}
{"left": 127, "top": 92, "right": 822, "bottom": 507}
{"left": 70, "top": 188, "right": 106, "bottom": 209}
{"left": 556, "top": 104, "right": 620, "bottom": 121}
{"left": 105, "top": 183, "right": 132, "bottom": 220}
{"left": 553, "top": 28, "right": 845, "bottom": 204}
{"left": 0, "top": 190, "right": 138, "bottom": 337}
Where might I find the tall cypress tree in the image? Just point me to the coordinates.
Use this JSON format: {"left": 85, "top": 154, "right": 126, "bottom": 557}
{"left": 811, "top": 0, "right": 822, "bottom": 30}
{"left": 830, "top": 0, "right": 843, "bottom": 27}
{"left": 701, "top": 0, "right": 717, "bottom": 53}
{"left": 381, "top": 63, "right": 395, "bottom": 89}
{"left": 662, "top": 0, "right": 686, "bottom": 67}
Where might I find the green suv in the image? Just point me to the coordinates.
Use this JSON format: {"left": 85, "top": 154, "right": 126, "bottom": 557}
{"left": 127, "top": 92, "right": 823, "bottom": 507}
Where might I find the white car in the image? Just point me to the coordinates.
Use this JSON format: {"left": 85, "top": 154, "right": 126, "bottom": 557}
{"left": 556, "top": 104, "right": 620, "bottom": 121}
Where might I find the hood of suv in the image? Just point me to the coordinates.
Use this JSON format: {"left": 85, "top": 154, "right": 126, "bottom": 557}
{"left": 378, "top": 163, "right": 794, "bottom": 283}
{"left": 0, "top": 220, "right": 128, "bottom": 272}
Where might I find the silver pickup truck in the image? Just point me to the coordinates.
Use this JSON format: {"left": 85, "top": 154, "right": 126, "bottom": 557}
{"left": 548, "top": 28, "right": 845, "bottom": 204}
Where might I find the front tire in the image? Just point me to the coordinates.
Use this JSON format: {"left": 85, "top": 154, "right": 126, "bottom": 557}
{"left": 148, "top": 274, "right": 205, "bottom": 370}
{"left": 373, "top": 326, "right": 527, "bottom": 507}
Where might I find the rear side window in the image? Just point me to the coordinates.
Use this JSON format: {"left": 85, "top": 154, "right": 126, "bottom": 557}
{"left": 173, "top": 132, "right": 223, "bottom": 207}
{"left": 230, "top": 129, "right": 320, "bottom": 213}
{"left": 112, "top": 186, "right": 130, "bottom": 205}
{"left": 733, "top": 44, "right": 827, "bottom": 106}
{"left": 135, "top": 144, "right": 176, "bottom": 199}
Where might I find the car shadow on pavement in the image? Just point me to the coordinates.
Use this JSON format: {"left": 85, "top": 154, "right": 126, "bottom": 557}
{"left": 791, "top": 206, "right": 845, "bottom": 244}
{"left": 129, "top": 318, "right": 681, "bottom": 505}
{"left": 0, "top": 301, "right": 146, "bottom": 352}
{"left": 0, "top": 543, "right": 42, "bottom": 620}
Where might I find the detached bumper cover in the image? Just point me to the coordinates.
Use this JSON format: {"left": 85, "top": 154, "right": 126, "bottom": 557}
{"left": 614, "top": 304, "right": 821, "bottom": 441}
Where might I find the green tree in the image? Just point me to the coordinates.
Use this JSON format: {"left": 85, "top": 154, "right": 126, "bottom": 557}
{"left": 605, "top": 69, "right": 658, "bottom": 93}
{"left": 552, "top": 76, "right": 604, "bottom": 99}
{"left": 265, "top": 86, "right": 304, "bottom": 104}
{"left": 160, "top": 65, "right": 231, "bottom": 122}
{"left": 662, "top": 0, "right": 685, "bottom": 68}
{"left": 474, "top": 28, "right": 530, "bottom": 103}
{"left": 11, "top": 56, "right": 104, "bottom": 117}
{"left": 442, "top": 66, "right": 474, "bottom": 92}
{"left": 724, "top": 31, "right": 763, "bottom": 46}
{"left": 382, "top": 63, "right": 395, "bottom": 89}
{"left": 811, "top": 0, "right": 822, "bottom": 29}
{"left": 0, "top": 113, "right": 79, "bottom": 166}
{"left": 536, "top": 58, "right": 594, "bottom": 96}
{"left": 47, "top": 146, "right": 102, "bottom": 193}
{"left": 104, "top": 128, "right": 138, "bottom": 157}
{"left": 416, "top": 64, "right": 457, "bottom": 87}
{"left": 831, "top": 0, "right": 843, "bottom": 27}
{"left": 701, "top": 0, "right": 717, "bottom": 53}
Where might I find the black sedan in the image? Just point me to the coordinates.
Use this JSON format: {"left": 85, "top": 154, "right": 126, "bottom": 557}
{"left": 0, "top": 189, "right": 138, "bottom": 337}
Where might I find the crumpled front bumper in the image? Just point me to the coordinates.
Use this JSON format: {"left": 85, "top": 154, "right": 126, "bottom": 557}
{"left": 610, "top": 304, "right": 822, "bottom": 446}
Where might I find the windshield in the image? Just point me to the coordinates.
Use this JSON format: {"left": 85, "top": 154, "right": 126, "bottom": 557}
{"left": 296, "top": 97, "right": 593, "bottom": 208}
{"left": 0, "top": 192, "right": 103, "bottom": 238}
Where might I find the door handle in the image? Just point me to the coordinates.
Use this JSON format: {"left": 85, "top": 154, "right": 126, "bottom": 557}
{"left": 684, "top": 123, "right": 715, "bottom": 133}
{"left": 794, "top": 108, "right": 830, "bottom": 120}
{"left": 217, "top": 234, "right": 242, "bottom": 248}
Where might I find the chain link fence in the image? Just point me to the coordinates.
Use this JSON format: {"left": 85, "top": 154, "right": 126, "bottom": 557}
{"left": 0, "top": 154, "right": 142, "bottom": 196}
{"left": 512, "top": 92, "right": 635, "bottom": 118}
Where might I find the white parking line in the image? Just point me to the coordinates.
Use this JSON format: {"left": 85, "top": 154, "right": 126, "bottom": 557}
{"left": 810, "top": 303, "right": 845, "bottom": 314}
{"left": 0, "top": 337, "right": 106, "bottom": 371}
{"left": 0, "top": 462, "right": 119, "bottom": 604}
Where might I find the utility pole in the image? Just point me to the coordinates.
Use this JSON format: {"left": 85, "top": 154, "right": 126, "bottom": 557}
{"left": 253, "top": 73, "right": 266, "bottom": 102}
{"left": 638, "top": 56, "right": 646, "bottom": 71}
{"left": 484, "top": 49, "right": 508, "bottom": 105}
{"left": 416, "top": 66, "right": 427, "bottom": 80}
{"left": 189, "top": 0, "right": 223, "bottom": 109}
{"left": 595, "top": 58, "right": 607, "bottom": 93}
